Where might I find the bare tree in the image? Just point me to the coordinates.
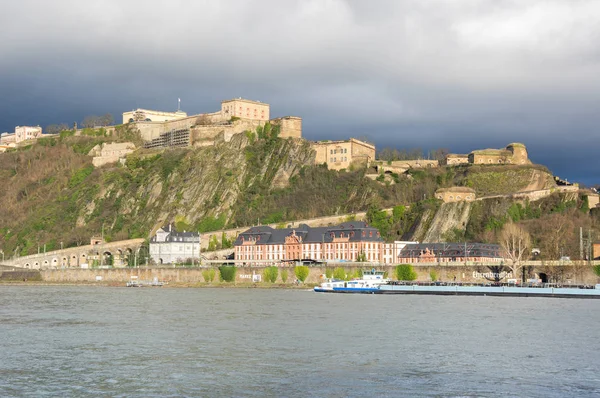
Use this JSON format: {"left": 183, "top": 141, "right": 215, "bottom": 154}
{"left": 46, "top": 124, "right": 68, "bottom": 135}
{"left": 195, "top": 114, "right": 212, "bottom": 126}
{"left": 500, "top": 222, "right": 531, "bottom": 283}
{"left": 82, "top": 115, "right": 99, "bottom": 128}
{"left": 99, "top": 113, "right": 114, "bottom": 127}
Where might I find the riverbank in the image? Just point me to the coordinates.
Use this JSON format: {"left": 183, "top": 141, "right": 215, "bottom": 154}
{"left": 2, "top": 263, "right": 598, "bottom": 287}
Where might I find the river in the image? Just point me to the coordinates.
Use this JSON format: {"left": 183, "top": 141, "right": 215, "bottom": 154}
{"left": 0, "top": 286, "right": 599, "bottom": 397}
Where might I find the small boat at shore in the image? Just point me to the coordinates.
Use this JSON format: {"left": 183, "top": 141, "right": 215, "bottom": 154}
{"left": 126, "top": 277, "right": 166, "bottom": 287}
{"left": 314, "top": 269, "right": 390, "bottom": 293}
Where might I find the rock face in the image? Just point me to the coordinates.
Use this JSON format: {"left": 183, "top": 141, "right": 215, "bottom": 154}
{"left": 83, "top": 134, "right": 316, "bottom": 236}
{"left": 422, "top": 201, "right": 472, "bottom": 243}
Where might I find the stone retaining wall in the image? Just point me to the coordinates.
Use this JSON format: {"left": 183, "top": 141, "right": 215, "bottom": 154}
{"left": 39, "top": 263, "right": 600, "bottom": 285}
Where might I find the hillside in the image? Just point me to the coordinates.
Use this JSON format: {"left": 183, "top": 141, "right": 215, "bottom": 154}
{"left": 0, "top": 127, "right": 598, "bottom": 261}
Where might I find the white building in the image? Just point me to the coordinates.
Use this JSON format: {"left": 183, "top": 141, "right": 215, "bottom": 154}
{"left": 15, "top": 126, "right": 42, "bottom": 143}
{"left": 123, "top": 108, "right": 188, "bottom": 124}
{"left": 149, "top": 224, "right": 200, "bottom": 265}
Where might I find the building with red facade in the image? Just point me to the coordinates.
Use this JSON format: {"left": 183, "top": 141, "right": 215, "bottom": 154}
{"left": 234, "top": 222, "right": 408, "bottom": 264}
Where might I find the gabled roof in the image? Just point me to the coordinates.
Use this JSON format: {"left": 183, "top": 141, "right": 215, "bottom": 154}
{"left": 234, "top": 221, "right": 383, "bottom": 246}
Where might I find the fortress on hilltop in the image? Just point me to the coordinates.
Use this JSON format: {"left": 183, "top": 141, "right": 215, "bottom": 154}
{"left": 442, "top": 143, "right": 530, "bottom": 166}
{"left": 121, "top": 98, "right": 372, "bottom": 170}
{"left": 123, "top": 98, "right": 301, "bottom": 149}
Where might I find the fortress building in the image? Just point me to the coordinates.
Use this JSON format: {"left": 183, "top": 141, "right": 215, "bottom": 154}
{"left": 311, "top": 138, "right": 375, "bottom": 170}
{"left": 15, "top": 126, "right": 42, "bottom": 143}
{"left": 444, "top": 143, "right": 530, "bottom": 166}
{"left": 221, "top": 98, "right": 269, "bottom": 121}
{"left": 124, "top": 98, "right": 301, "bottom": 149}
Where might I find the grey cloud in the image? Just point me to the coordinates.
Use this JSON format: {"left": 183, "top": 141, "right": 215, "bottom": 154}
{"left": 0, "top": 0, "right": 599, "bottom": 184}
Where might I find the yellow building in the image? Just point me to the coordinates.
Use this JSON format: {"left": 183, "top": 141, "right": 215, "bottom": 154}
{"left": 221, "top": 98, "right": 270, "bottom": 121}
{"left": 312, "top": 138, "right": 375, "bottom": 170}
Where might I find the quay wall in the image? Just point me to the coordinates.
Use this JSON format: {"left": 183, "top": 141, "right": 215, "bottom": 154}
{"left": 37, "top": 263, "right": 600, "bottom": 285}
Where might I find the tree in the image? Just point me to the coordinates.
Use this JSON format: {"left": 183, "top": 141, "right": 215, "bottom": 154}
{"left": 263, "top": 266, "right": 278, "bottom": 283}
{"left": 396, "top": 264, "right": 417, "bottom": 281}
{"left": 195, "top": 114, "right": 211, "bottom": 126}
{"left": 499, "top": 222, "right": 531, "bottom": 283}
{"left": 593, "top": 264, "right": 600, "bottom": 280}
{"left": 82, "top": 115, "right": 99, "bottom": 128}
{"left": 357, "top": 250, "right": 367, "bottom": 262}
{"left": 98, "top": 113, "right": 114, "bottom": 127}
{"left": 294, "top": 265, "right": 309, "bottom": 283}
{"left": 45, "top": 123, "right": 69, "bottom": 135}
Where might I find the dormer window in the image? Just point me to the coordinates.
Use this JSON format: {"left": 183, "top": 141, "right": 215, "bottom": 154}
{"left": 362, "top": 231, "right": 366, "bottom": 237}
{"left": 340, "top": 232, "right": 344, "bottom": 238}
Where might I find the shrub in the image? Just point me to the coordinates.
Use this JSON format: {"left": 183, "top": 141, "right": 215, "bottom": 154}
{"left": 430, "top": 270, "right": 438, "bottom": 281}
{"left": 593, "top": 264, "right": 600, "bottom": 278}
{"left": 68, "top": 165, "right": 94, "bottom": 188}
{"left": 396, "top": 264, "right": 417, "bottom": 281}
{"left": 325, "top": 267, "right": 333, "bottom": 278}
{"left": 202, "top": 268, "right": 216, "bottom": 282}
{"left": 263, "top": 266, "right": 279, "bottom": 283}
{"left": 281, "top": 268, "right": 288, "bottom": 283}
{"left": 219, "top": 266, "right": 236, "bottom": 282}
{"left": 333, "top": 267, "right": 347, "bottom": 280}
{"left": 294, "top": 265, "right": 309, "bottom": 283}
{"left": 196, "top": 214, "right": 227, "bottom": 233}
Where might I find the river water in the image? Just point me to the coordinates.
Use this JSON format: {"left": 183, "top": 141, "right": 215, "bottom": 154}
{"left": 0, "top": 286, "right": 599, "bottom": 397}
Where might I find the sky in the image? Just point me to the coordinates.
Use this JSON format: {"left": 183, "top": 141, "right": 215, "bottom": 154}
{"left": 1, "top": 0, "right": 599, "bottom": 185}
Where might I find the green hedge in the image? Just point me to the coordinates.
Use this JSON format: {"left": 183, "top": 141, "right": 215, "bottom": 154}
{"left": 219, "top": 266, "right": 236, "bottom": 282}
{"left": 263, "top": 266, "right": 279, "bottom": 283}
{"left": 294, "top": 265, "right": 309, "bottom": 282}
{"left": 396, "top": 264, "right": 417, "bottom": 281}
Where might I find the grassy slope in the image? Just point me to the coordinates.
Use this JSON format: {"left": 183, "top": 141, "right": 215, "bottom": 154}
{"left": 0, "top": 132, "right": 595, "bottom": 260}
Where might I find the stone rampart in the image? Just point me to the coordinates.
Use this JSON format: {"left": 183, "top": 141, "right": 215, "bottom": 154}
{"left": 478, "top": 185, "right": 579, "bottom": 202}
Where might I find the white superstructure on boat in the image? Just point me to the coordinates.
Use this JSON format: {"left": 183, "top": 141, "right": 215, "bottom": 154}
{"left": 314, "top": 269, "right": 390, "bottom": 293}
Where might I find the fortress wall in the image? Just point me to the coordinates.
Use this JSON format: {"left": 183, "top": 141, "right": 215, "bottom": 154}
{"left": 271, "top": 116, "right": 302, "bottom": 138}
{"left": 135, "top": 122, "right": 166, "bottom": 141}
{"left": 442, "top": 155, "right": 469, "bottom": 166}
{"left": 350, "top": 139, "right": 375, "bottom": 165}
{"left": 390, "top": 160, "right": 439, "bottom": 169}
{"left": 587, "top": 194, "right": 599, "bottom": 209}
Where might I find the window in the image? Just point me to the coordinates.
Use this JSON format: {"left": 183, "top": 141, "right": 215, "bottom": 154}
{"left": 330, "top": 150, "right": 333, "bottom": 154}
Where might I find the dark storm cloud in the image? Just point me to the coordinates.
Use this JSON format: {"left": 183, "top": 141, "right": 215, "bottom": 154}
{"left": 1, "top": 0, "right": 599, "bottom": 184}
